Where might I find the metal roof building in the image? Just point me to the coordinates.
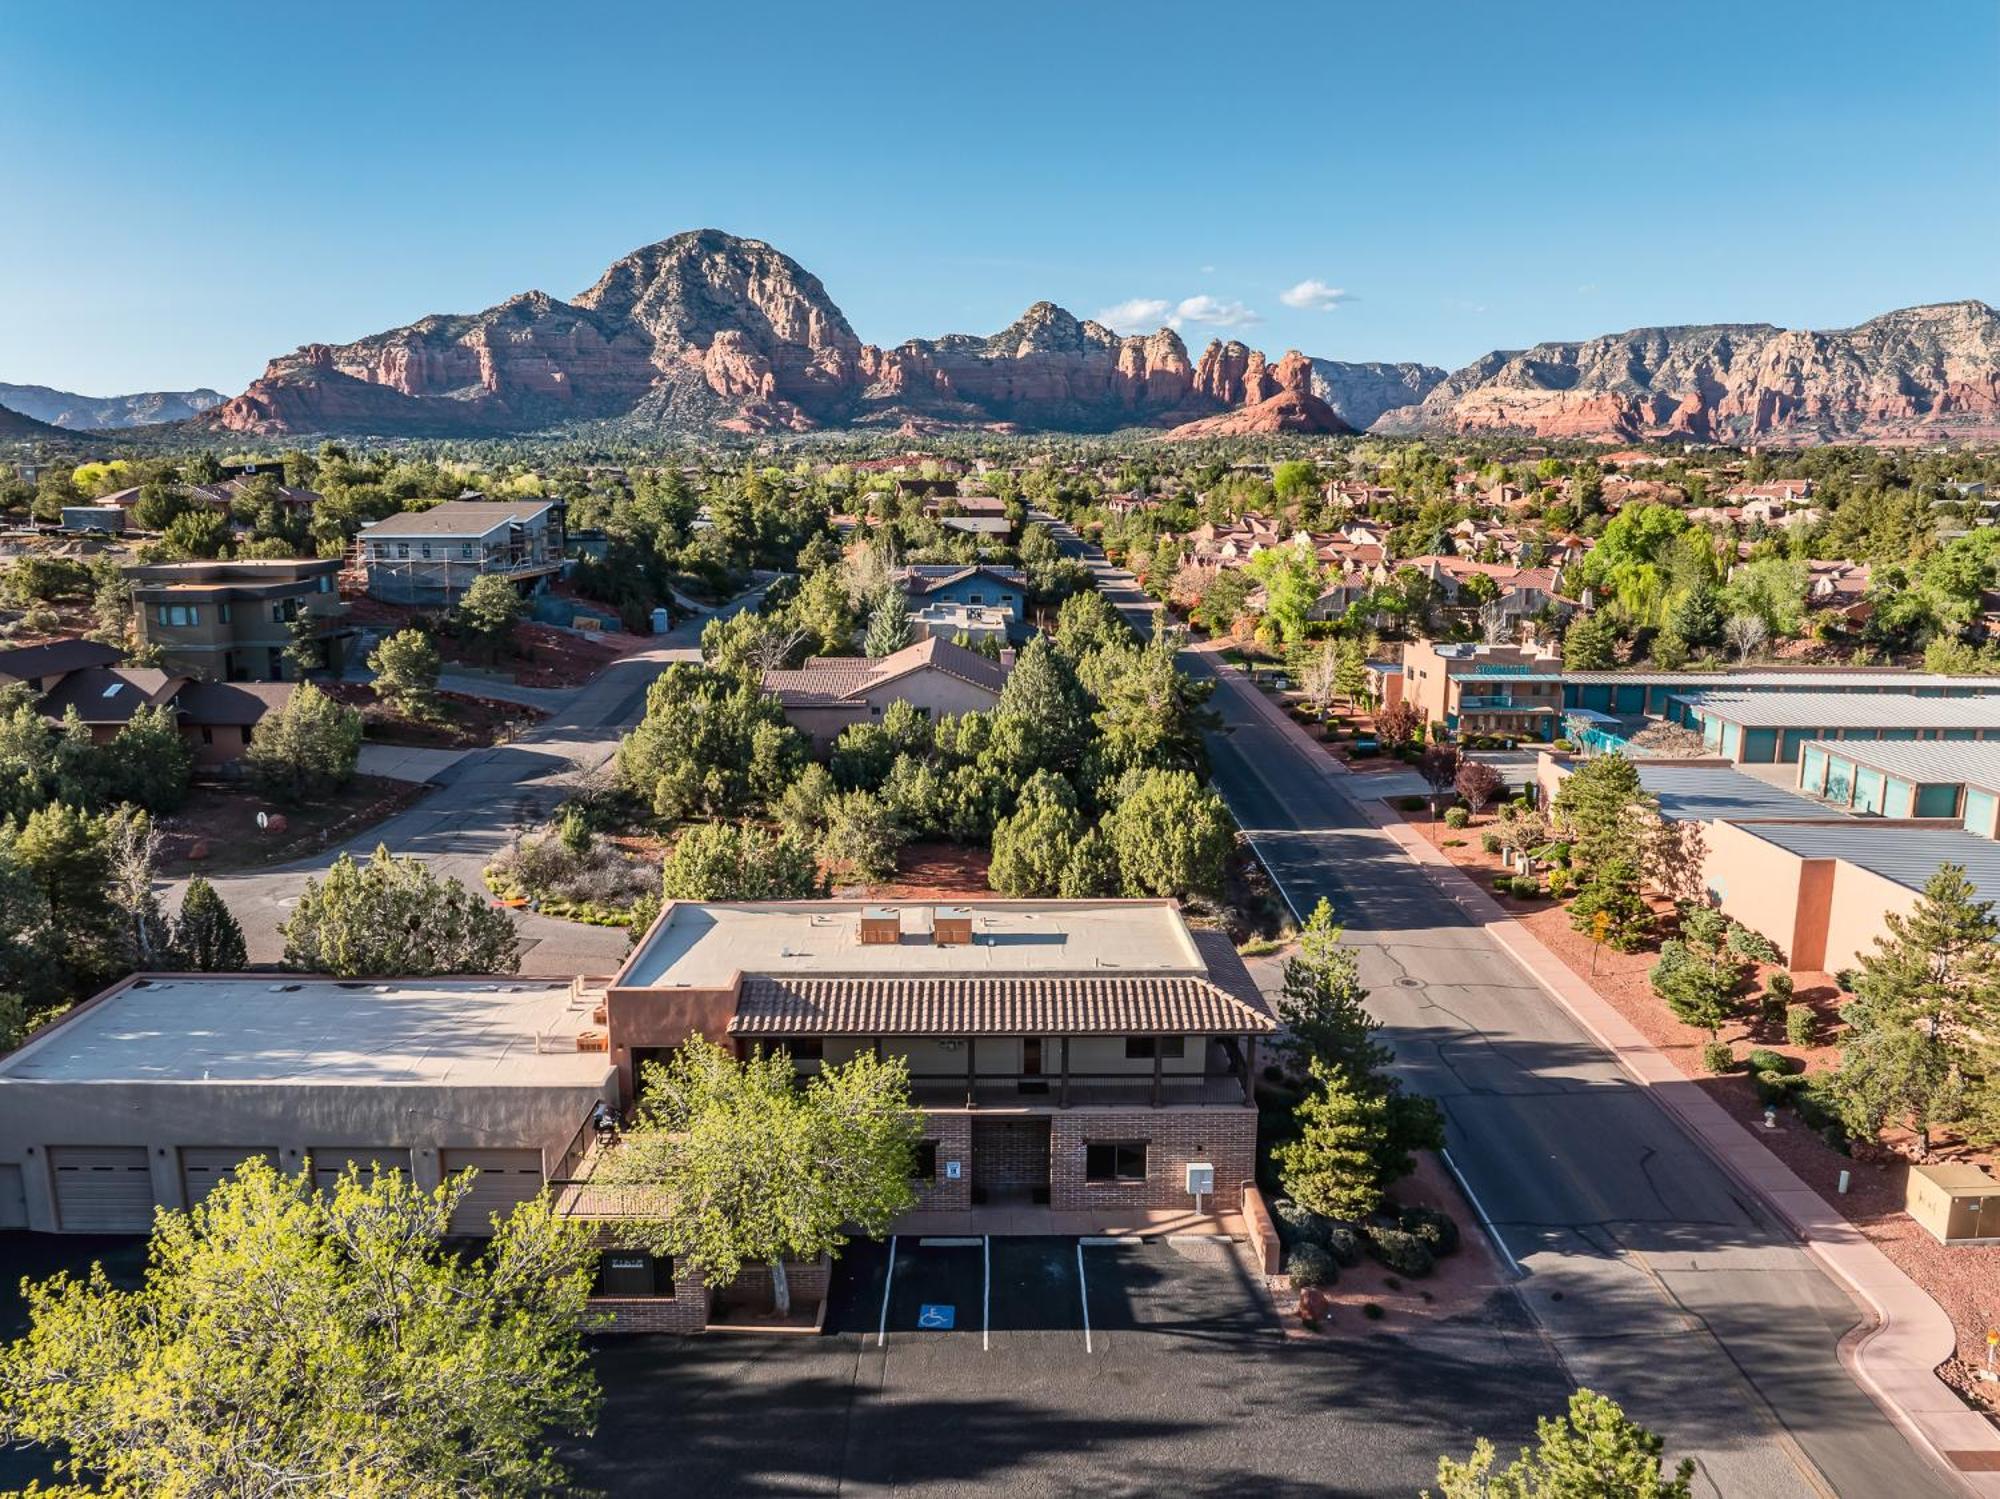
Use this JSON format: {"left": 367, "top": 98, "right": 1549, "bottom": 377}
{"left": 1796, "top": 739, "right": 2000, "bottom": 835}
{"left": 1669, "top": 690, "right": 2000, "bottom": 764}
{"left": 1732, "top": 823, "right": 2000, "bottom": 905}
{"left": 1633, "top": 764, "right": 1843, "bottom": 824}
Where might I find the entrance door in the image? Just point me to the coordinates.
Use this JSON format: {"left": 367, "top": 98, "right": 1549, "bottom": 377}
{"left": 1019, "top": 1038, "right": 1048, "bottom": 1095}
{"left": 969, "top": 1117, "right": 1051, "bottom": 1205}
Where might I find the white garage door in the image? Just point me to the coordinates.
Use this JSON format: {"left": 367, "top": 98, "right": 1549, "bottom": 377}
{"left": 441, "top": 1149, "right": 546, "bottom": 1236}
{"left": 0, "top": 1163, "right": 26, "bottom": 1229}
{"left": 49, "top": 1147, "right": 155, "bottom": 1232}
{"left": 180, "top": 1148, "right": 280, "bottom": 1209}
{"left": 310, "top": 1147, "right": 412, "bottom": 1196}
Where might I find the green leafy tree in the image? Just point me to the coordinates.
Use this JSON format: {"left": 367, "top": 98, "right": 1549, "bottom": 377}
{"left": 246, "top": 682, "right": 362, "bottom": 803}
{"left": 93, "top": 703, "right": 194, "bottom": 813}
{"left": 370, "top": 628, "right": 444, "bottom": 719}
{"left": 989, "top": 771, "right": 1086, "bottom": 896}
{"left": 605, "top": 1034, "right": 921, "bottom": 1316}
{"left": 1274, "top": 1059, "right": 1392, "bottom": 1219}
{"left": 1051, "top": 588, "right": 1132, "bottom": 661}
{"left": 1076, "top": 632, "right": 1218, "bottom": 780}
{"left": 658, "top": 822, "right": 821, "bottom": 901}
{"left": 1428, "top": 1389, "right": 1694, "bottom": 1499}
{"left": 281, "top": 844, "right": 520, "bottom": 976}
{"left": 1057, "top": 825, "right": 1119, "bottom": 897}
{"left": 172, "top": 876, "right": 248, "bottom": 971}
{"left": 776, "top": 761, "right": 838, "bottom": 841}
{"left": 1246, "top": 543, "right": 1324, "bottom": 646}
{"left": 2, "top": 800, "right": 118, "bottom": 982}
{"left": 1190, "top": 567, "right": 1254, "bottom": 637}
{"left": 455, "top": 572, "right": 524, "bottom": 662}
{"left": 161, "top": 505, "right": 231, "bottom": 560}
{"left": 1648, "top": 939, "right": 1739, "bottom": 1038}
{"left": 1666, "top": 580, "right": 1724, "bottom": 648}
{"left": 129, "top": 474, "right": 196, "bottom": 532}
{"left": 0, "top": 1157, "right": 600, "bottom": 1498}
{"left": 1105, "top": 769, "right": 1233, "bottom": 899}
{"left": 618, "top": 664, "right": 807, "bottom": 820}
{"left": 789, "top": 565, "right": 856, "bottom": 655}
{"left": 991, "top": 635, "right": 1091, "bottom": 776}
{"left": 1829, "top": 863, "right": 1999, "bottom": 1157}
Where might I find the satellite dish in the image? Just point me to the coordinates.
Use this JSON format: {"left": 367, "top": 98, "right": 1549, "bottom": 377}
{"left": 255, "top": 811, "right": 269, "bottom": 830}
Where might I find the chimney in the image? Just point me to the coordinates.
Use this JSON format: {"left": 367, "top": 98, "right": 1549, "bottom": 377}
{"left": 858, "top": 906, "right": 902, "bottom": 946}
{"left": 934, "top": 907, "right": 974, "bottom": 946}
{"left": 998, "top": 647, "right": 1017, "bottom": 669}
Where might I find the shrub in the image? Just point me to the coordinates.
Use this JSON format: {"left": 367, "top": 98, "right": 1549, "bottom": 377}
{"left": 1766, "top": 971, "right": 1795, "bottom": 1002}
{"left": 1322, "top": 1223, "right": 1364, "bottom": 1268}
{"left": 1785, "top": 1003, "right": 1820, "bottom": 1048}
{"left": 1364, "top": 1225, "right": 1435, "bottom": 1278}
{"left": 1725, "top": 921, "right": 1783, "bottom": 964}
{"left": 1272, "top": 1198, "right": 1331, "bottom": 1249}
{"left": 1701, "top": 1040, "right": 1737, "bottom": 1074}
{"left": 1795, "top": 1075, "right": 1848, "bottom": 1146}
{"left": 1492, "top": 876, "right": 1511, "bottom": 894}
{"left": 1754, "top": 1070, "right": 1809, "bottom": 1106}
{"left": 1545, "top": 841, "right": 1572, "bottom": 868}
{"left": 1833, "top": 968, "right": 1860, "bottom": 995}
{"left": 1399, "top": 1205, "right": 1460, "bottom": 1257}
{"left": 1285, "top": 1243, "right": 1336, "bottom": 1289}
{"left": 1480, "top": 831, "right": 1501, "bottom": 855}
{"left": 1362, "top": 1302, "right": 1385, "bottom": 1321}
{"left": 1746, "top": 1048, "right": 1796, "bottom": 1077}
{"left": 1443, "top": 807, "right": 1470, "bottom": 830}
{"left": 1680, "top": 905, "right": 1728, "bottom": 953}
{"left": 1756, "top": 990, "right": 1787, "bottom": 1030}
{"left": 1509, "top": 876, "right": 1541, "bottom": 899}
{"left": 1545, "top": 868, "right": 1571, "bottom": 898}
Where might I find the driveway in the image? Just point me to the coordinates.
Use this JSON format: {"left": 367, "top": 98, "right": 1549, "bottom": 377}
{"left": 1038, "top": 513, "right": 1962, "bottom": 1499}
{"left": 179, "top": 585, "right": 765, "bottom": 976}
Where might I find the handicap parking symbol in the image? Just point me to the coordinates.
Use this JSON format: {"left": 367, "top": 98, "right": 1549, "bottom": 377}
{"left": 917, "top": 1303, "right": 955, "bottom": 1330}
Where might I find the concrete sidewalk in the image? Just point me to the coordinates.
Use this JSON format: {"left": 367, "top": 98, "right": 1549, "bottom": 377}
{"left": 1209, "top": 647, "right": 2000, "bottom": 1492}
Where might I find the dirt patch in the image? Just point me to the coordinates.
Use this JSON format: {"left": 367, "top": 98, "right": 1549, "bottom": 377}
{"left": 340, "top": 594, "right": 649, "bottom": 689}
{"left": 158, "top": 775, "right": 424, "bottom": 875}
{"left": 321, "top": 681, "right": 543, "bottom": 749}
{"left": 1396, "top": 803, "right": 2000, "bottom": 1379}
{"left": 839, "top": 841, "right": 992, "bottom": 899}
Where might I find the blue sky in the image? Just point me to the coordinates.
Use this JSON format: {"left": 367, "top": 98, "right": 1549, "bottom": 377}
{"left": 3, "top": 0, "right": 1995, "bottom": 396}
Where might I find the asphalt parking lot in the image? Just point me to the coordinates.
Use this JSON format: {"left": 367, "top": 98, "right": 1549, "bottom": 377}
{"left": 0, "top": 1230, "right": 1571, "bottom": 1497}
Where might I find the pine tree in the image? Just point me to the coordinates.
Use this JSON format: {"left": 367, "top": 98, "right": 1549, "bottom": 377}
{"left": 1273, "top": 1060, "right": 1390, "bottom": 1220}
{"left": 173, "top": 877, "right": 248, "bottom": 971}
{"left": 862, "top": 587, "right": 911, "bottom": 657}
{"left": 1553, "top": 753, "right": 1652, "bottom": 878}
{"left": 1429, "top": 1389, "right": 1694, "bottom": 1499}
{"left": 1568, "top": 856, "right": 1654, "bottom": 951}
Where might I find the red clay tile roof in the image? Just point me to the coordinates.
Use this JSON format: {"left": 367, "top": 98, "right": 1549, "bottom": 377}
{"left": 729, "top": 971, "right": 1276, "bottom": 1037}
{"left": 763, "top": 636, "right": 1007, "bottom": 708}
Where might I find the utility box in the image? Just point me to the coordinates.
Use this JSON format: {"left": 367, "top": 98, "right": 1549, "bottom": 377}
{"left": 1185, "top": 1162, "right": 1215, "bottom": 1197}
{"left": 1906, "top": 1162, "right": 2000, "bottom": 1245}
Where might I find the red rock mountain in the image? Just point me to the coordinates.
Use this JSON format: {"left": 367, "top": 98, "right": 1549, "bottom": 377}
{"left": 1375, "top": 301, "right": 2000, "bottom": 444}
{"left": 208, "top": 230, "right": 1348, "bottom": 438}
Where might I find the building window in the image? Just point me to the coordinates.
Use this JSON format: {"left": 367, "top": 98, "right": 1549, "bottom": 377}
{"left": 781, "top": 1038, "right": 824, "bottom": 1063}
{"left": 594, "top": 1251, "right": 674, "bottom": 1299}
{"left": 218, "top": 603, "right": 231, "bottom": 623}
{"left": 910, "top": 1140, "right": 938, "bottom": 1181}
{"left": 461, "top": 544, "right": 475, "bottom": 559}
{"left": 241, "top": 725, "right": 253, "bottom": 745}
{"left": 420, "top": 544, "right": 433, "bottom": 560}
{"left": 318, "top": 575, "right": 332, "bottom": 593}
{"left": 1085, "top": 1142, "right": 1148, "bottom": 1183}
{"left": 968, "top": 593, "right": 984, "bottom": 605}
{"left": 157, "top": 604, "right": 200, "bottom": 627}
{"left": 1123, "top": 1036, "right": 1186, "bottom": 1060}
{"left": 200, "top": 726, "right": 213, "bottom": 745}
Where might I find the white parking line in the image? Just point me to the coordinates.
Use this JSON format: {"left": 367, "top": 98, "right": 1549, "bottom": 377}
{"left": 1076, "top": 1239, "right": 1093, "bottom": 1354}
{"left": 982, "top": 1235, "right": 991, "bottom": 1352}
{"left": 877, "top": 1235, "right": 897, "bottom": 1347}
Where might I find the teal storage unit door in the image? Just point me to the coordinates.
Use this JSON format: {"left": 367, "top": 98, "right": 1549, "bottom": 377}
{"left": 1884, "top": 780, "right": 1914, "bottom": 818}
{"left": 1743, "top": 727, "right": 1779, "bottom": 763}
{"left": 1964, "top": 787, "right": 1999, "bottom": 838}
{"left": 1914, "top": 783, "right": 1960, "bottom": 819}
{"left": 1854, "top": 767, "right": 1885, "bottom": 815}
{"left": 1799, "top": 745, "right": 1828, "bottom": 795}
{"left": 1721, "top": 722, "right": 1743, "bottom": 760}
{"left": 1614, "top": 685, "right": 1646, "bottom": 713}
{"left": 1825, "top": 755, "right": 1855, "bottom": 804}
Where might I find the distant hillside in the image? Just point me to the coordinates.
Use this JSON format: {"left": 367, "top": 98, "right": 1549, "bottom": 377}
{"left": 0, "top": 382, "right": 225, "bottom": 430}
{"left": 1373, "top": 301, "right": 2000, "bottom": 444}
{"left": 0, "top": 403, "right": 71, "bottom": 440}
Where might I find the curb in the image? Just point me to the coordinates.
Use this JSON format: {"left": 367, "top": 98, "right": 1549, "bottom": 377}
{"left": 1204, "top": 662, "right": 2000, "bottom": 1494}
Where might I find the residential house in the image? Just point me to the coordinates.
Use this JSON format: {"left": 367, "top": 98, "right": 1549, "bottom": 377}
{"left": 763, "top": 637, "right": 1007, "bottom": 749}
{"left": 898, "top": 564, "right": 1027, "bottom": 628}
{"left": 1399, "top": 640, "right": 1568, "bottom": 741}
{"left": 125, "top": 557, "right": 348, "bottom": 681}
{"left": 361, "top": 499, "right": 564, "bottom": 606}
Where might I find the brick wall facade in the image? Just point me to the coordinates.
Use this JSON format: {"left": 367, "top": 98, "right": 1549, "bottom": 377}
{"left": 1048, "top": 1106, "right": 1256, "bottom": 1212}
{"left": 912, "top": 1112, "right": 972, "bottom": 1212}
{"left": 971, "top": 1117, "right": 1052, "bottom": 1197}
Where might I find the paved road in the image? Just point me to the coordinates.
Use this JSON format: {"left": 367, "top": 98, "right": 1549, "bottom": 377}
{"left": 187, "top": 586, "right": 764, "bottom": 976}
{"left": 1039, "top": 514, "right": 1960, "bottom": 1499}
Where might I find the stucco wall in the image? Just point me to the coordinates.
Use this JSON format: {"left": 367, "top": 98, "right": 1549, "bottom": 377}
{"left": 1821, "top": 861, "right": 1919, "bottom": 975}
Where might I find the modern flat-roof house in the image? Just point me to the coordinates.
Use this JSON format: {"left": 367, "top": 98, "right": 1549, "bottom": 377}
{"left": 1670, "top": 690, "right": 2000, "bottom": 765}
{"left": 0, "top": 974, "right": 616, "bottom": 1236}
{"left": 602, "top": 900, "right": 1273, "bottom": 1220}
{"left": 125, "top": 557, "right": 348, "bottom": 681}
{"left": 1796, "top": 740, "right": 2000, "bottom": 833}
{"left": 899, "top": 564, "right": 1027, "bottom": 628}
{"left": 361, "top": 499, "right": 564, "bottom": 605}
{"left": 762, "top": 636, "right": 1008, "bottom": 749}
{"left": 1399, "top": 641, "right": 1568, "bottom": 741}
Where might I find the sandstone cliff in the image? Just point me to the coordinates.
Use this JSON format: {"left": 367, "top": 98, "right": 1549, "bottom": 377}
{"left": 1375, "top": 301, "right": 2000, "bottom": 444}
{"left": 1306, "top": 359, "right": 1445, "bottom": 431}
{"left": 206, "top": 231, "right": 1333, "bottom": 437}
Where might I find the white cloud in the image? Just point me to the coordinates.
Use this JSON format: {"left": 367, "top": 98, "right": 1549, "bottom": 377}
{"left": 1094, "top": 297, "right": 1174, "bottom": 333}
{"left": 1279, "top": 278, "right": 1351, "bottom": 312}
{"left": 1173, "top": 294, "right": 1262, "bottom": 329}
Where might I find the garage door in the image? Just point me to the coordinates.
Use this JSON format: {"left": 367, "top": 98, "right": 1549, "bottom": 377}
{"left": 180, "top": 1148, "right": 280, "bottom": 1209}
{"left": 49, "top": 1147, "right": 155, "bottom": 1232}
{"left": 0, "top": 1164, "right": 25, "bottom": 1229}
{"left": 441, "top": 1149, "right": 546, "bottom": 1235}
{"left": 310, "top": 1147, "right": 411, "bottom": 1196}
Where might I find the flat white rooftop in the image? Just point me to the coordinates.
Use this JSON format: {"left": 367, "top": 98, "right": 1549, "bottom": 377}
{"left": 619, "top": 901, "right": 1206, "bottom": 990}
{"left": 0, "top": 977, "right": 612, "bottom": 1087}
